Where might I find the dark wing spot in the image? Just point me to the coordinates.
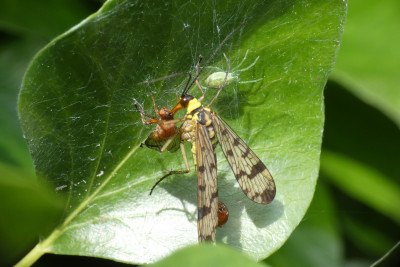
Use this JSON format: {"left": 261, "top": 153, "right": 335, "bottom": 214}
{"left": 198, "top": 166, "right": 205, "bottom": 173}
{"left": 249, "top": 161, "right": 266, "bottom": 179}
{"left": 236, "top": 170, "right": 247, "bottom": 181}
{"left": 261, "top": 188, "right": 276, "bottom": 203}
{"left": 198, "top": 206, "right": 212, "bottom": 220}
{"left": 251, "top": 188, "right": 276, "bottom": 204}
{"left": 226, "top": 149, "right": 234, "bottom": 157}
{"left": 242, "top": 148, "right": 250, "bottom": 158}
{"left": 209, "top": 162, "right": 216, "bottom": 170}
{"left": 233, "top": 138, "right": 240, "bottom": 146}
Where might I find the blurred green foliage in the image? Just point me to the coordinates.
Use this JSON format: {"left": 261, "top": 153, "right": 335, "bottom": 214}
{"left": 0, "top": 163, "right": 63, "bottom": 265}
{"left": 0, "top": 0, "right": 398, "bottom": 266}
{"left": 0, "top": 0, "right": 102, "bottom": 266}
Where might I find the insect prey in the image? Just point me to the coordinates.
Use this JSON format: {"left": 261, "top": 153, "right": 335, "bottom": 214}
{"left": 133, "top": 81, "right": 181, "bottom": 153}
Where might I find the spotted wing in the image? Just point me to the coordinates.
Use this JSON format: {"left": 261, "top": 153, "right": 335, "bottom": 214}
{"left": 196, "top": 123, "right": 219, "bottom": 242}
{"left": 213, "top": 113, "right": 276, "bottom": 204}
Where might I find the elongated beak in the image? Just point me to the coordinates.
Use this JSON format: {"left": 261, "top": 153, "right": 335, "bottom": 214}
{"left": 171, "top": 100, "right": 184, "bottom": 115}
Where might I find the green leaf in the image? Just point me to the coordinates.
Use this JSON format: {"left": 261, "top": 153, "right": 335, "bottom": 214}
{"left": 0, "top": 163, "right": 63, "bottom": 266}
{"left": 330, "top": 0, "right": 400, "bottom": 127}
{"left": 17, "top": 0, "right": 346, "bottom": 265}
{"left": 149, "top": 244, "right": 267, "bottom": 267}
{"left": 321, "top": 150, "right": 400, "bottom": 224}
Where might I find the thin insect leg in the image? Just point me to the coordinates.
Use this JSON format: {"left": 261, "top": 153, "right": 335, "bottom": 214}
{"left": 175, "top": 91, "right": 180, "bottom": 103}
{"left": 195, "top": 55, "right": 206, "bottom": 101}
{"left": 195, "top": 78, "right": 205, "bottom": 102}
{"left": 237, "top": 56, "right": 260, "bottom": 72}
{"left": 133, "top": 98, "right": 157, "bottom": 124}
{"left": 223, "top": 53, "right": 229, "bottom": 62}
{"left": 234, "top": 49, "right": 250, "bottom": 71}
{"left": 160, "top": 130, "right": 180, "bottom": 152}
{"left": 149, "top": 141, "right": 190, "bottom": 195}
{"left": 239, "top": 78, "right": 264, "bottom": 84}
{"left": 204, "top": 66, "right": 222, "bottom": 71}
{"left": 163, "top": 118, "right": 186, "bottom": 125}
{"left": 207, "top": 60, "right": 230, "bottom": 108}
{"left": 138, "top": 72, "right": 192, "bottom": 85}
{"left": 143, "top": 82, "right": 159, "bottom": 114}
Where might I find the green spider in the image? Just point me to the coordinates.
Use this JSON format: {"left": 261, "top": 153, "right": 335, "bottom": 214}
{"left": 204, "top": 50, "right": 263, "bottom": 89}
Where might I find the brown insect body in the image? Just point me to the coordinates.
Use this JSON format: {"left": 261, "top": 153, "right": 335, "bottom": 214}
{"left": 135, "top": 90, "right": 181, "bottom": 153}
{"left": 218, "top": 202, "right": 229, "bottom": 227}
{"left": 152, "top": 107, "right": 176, "bottom": 140}
{"left": 143, "top": 107, "right": 180, "bottom": 152}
